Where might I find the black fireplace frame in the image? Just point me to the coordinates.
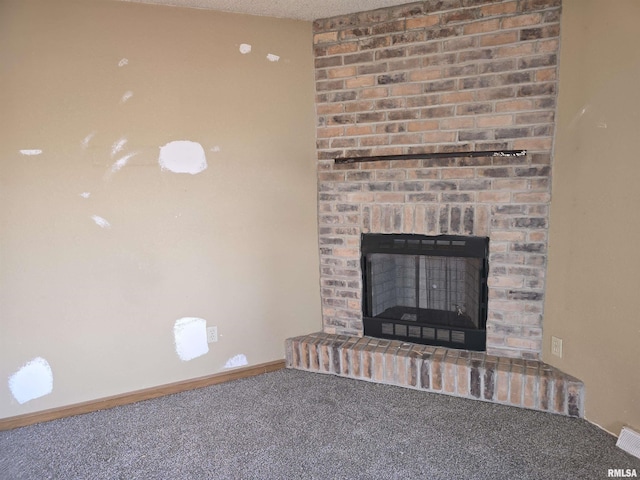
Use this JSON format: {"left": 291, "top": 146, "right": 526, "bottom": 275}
{"left": 361, "top": 233, "right": 489, "bottom": 351}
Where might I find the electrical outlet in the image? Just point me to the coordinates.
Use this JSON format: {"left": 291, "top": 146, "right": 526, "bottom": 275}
{"left": 207, "top": 326, "right": 218, "bottom": 343}
{"left": 551, "top": 336, "right": 563, "bottom": 357}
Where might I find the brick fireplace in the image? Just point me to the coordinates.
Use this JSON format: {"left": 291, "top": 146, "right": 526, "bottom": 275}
{"left": 313, "top": 0, "right": 560, "bottom": 360}
{"left": 287, "top": 0, "right": 584, "bottom": 417}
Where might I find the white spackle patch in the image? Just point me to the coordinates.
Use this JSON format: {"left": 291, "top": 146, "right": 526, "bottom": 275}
{"left": 79, "top": 192, "right": 91, "bottom": 199}
{"left": 239, "top": 43, "right": 252, "bottom": 54}
{"left": 173, "top": 318, "right": 209, "bottom": 362}
{"left": 118, "top": 58, "right": 129, "bottom": 67}
{"left": 210, "top": 146, "right": 221, "bottom": 153}
{"left": 111, "top": 137, "right": 127, "bottom": 157}
{"left": 224, "top": 354, "right": 248, "bottom": 369}
{"left": 90, "top": 215, "right": 111, "bottom": 229}
{"left": 19, "top": 149, "right": 43, "bottom": 156}
{"left": 81, "top": 132, "right": 96, "bottom": 149}
{"left": 158, "top": 140, "right": 207, "bottom": 175}
{"left": 111, "top": 151, "right": 138, "bottom": 173}
{"left": 120, "top": 91, "right": 134, "bottom": 104}
{"left": 8, "top": 357, "right": 54, "bottom": 405}
{"left": 266, "top": 53, "right": 280, "bottom": 62}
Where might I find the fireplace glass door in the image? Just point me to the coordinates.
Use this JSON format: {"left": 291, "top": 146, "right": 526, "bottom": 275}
{"left": 362, "top": 234, "right": 488, "bottom": 351}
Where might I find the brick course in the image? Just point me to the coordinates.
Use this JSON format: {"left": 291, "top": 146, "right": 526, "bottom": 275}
{"left": 314, "top": 0, "right": 561, "bottom": 359}
{"left": 287, "top": 332, "right": 584, "bottom": 417}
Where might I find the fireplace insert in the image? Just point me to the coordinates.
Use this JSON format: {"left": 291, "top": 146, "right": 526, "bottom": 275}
{"left": 361, "top": 233, "right": 489, "bottom": 351}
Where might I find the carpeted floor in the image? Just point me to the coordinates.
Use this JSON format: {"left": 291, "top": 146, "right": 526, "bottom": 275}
{"left": 1, "top": 369, "right": 638, "bottom": 479}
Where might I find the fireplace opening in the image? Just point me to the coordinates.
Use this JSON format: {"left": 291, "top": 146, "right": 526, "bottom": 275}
{"left": 361, "top": 233, "right": 489, "bottom": 351}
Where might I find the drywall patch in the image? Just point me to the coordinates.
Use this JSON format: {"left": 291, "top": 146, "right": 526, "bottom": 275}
{"left": 120, "top": 91, "right": 134, "bottom": 104}
{"left": 19, "top": 149, "right": 43, "bottom": 156}
{"left": 158, "top": 140, "right": 207, "bottom": 175}
{"left": 80, "top": 192, "right": 91, "bottom": 199}
{"left": 224, "top": 354, "right": 248, "bottom": 369}
{"left": 110, "top": 151, "right": 138, "bottom": 173}
{"left": 81, "top": 132, "right": 96, "bottom": 149}
{"left": 118, "top": 58, "right": 129, "bottom": 67}
{"left": 91, "top": 215, "right": 111, "bottom": 229}
{"left": 266, "top": 53, "right": 280, "bottom": 62}
{"left": 8, "top": 357, "right": 53, "bottom": 405}
{"left": 210, "top": 146, "right": 221, "bottom": 153}
{"left": 111, "top": 137, "right": 127, "bottom": 157}
{"left": 239, "top": 43, "right": 252, "bottom": 54}
{"left": 173, "top": 317, "right": 209, "bottom": 361}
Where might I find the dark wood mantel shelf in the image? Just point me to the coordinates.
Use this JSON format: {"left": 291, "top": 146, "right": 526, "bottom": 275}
{"left": 334, "top": 150, "right": 527, "bottom": 165}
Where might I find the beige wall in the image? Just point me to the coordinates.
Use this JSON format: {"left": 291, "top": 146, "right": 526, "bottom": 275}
{"left": 0, "top": 0, "right": 320, "bottom": 418}
{"left": 544, "top": 0, "right": 640, "bottom": 434}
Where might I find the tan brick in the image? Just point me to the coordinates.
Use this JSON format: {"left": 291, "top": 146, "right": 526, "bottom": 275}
{"left": 375, "top": 192, "right": 405, "bottom": 203}
{"left": 490, "top": 230, "right": 526, "bottom": 242}
{"left": 371, "top": 205, "right": 382, "bottom": 231}
{"left": 464, "top": 19, "right": 500, "bottom": 35}
{"left": 344, "top": 101, "right": 374, "bottom": 113}
{"left": 523, "top": 366, "right": 537, "bottom": 408}
{"left": 443, "top": 360, "right": 457, "bottom": 394}
{"left": 495, "top": 99, "right": 534, "bottom": 112}
{"left": 327, "top": 43, "right": 358, "bottom": 55}
{"left": 317, "top": 126, "right": 343, "bottom": 138}
{"left": 431, "top": 358, "right": 442, "bottom": 391}
{"left": 502, "top": 13, "right": 542, "bottom": 29}
{"left": 409, "top": 69, "right": 443, "bottom": 82}
{"left": 441, "top": 168, "right": 475, "bottom": 179}
{"left": 475, "top": 204, "right": 490, "bottom": 236}
{"left": 477, "top": 115, "right": 514, "bottom": 127}
{"left": 360, "top": 87, "right": 389, "bottom": 99}
{"left": 440, "top": 117, "right": 474, "bottom": 130}
{"left": 456, "top": 358, "right": 469, "bottom": 396}
{"left": 317, "top": 104, "right": 344, "bottom": 115}
{"left": 390, "top": 133, "right": 422, "bottom": 145}
{"left": 496, "top": 365, "right": 510, "bottom": 402}
{"left": 390, "top": 83, "right": 423, "bottom": 96}
{"left": 488, "top": 275, "right": 524, "bottom": 288}
{"left": 538, "top": 39, "right": 560, "bottom": 53}
{"left": 345, "top": 125, "right": 374, "bottom": 136}
{"left": 314, "top": 31, "right": 339, "bottom": 44}
{"left": 481, "top": 1, "right": 517, "bottom": 16}
{"left": 495, "top": 43, "right": 535, "bottom": 58}
{"left": 309, "top": 340, "right": 320, "bottom": 370}
{"left": 423, "top": 131, "right": 456, "bottom": 143}
{"left": 361, "top": 136, "right": 390, "bottom": 147}
{"left": 478, "top": 190, "right": 511, "bottom": 203}
{"left": 403, "top": 204, "right": 414, "bottom": 232}
{"left": 535, "top": 68, "right": 557, "bottom": 82}
{"left": 328, "top": 66, "right": 358, "bottom": 79}
{"left": 320, "top": 341, "right": 331, "bottom": 372}
{"left": 440, "top": 91, "right": 474, "bottom": 104}
{"left": 414, "top": 204, "right": 426, "bottom": 233}
{"left": 510, "top": 364, "right": 523, "bottom": 405}
{"left": 373, "top": 344, "right": 386, "bottom": 382}
{"left": 362, "top": 344, "right": 375, "bottom": 378}
{"left": 481, "top": 31, "right": 519, "bottom": 47}
{"left": 345, "top": 76, "right": 375, "bottom": 88}
{"left": 407, "top": 120, "right": 439, "bottom": 132}
{"left": 406, "top": 15, "right": 440, "bottom": 30}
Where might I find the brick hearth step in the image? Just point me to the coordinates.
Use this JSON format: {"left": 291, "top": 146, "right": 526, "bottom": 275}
{"left": 285, "top": 332, "right": 584, "bottom": 417}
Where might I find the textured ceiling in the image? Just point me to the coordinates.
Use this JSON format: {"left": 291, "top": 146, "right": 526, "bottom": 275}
{"left": 115, "top": 0, "right": 413, "bottom": 21}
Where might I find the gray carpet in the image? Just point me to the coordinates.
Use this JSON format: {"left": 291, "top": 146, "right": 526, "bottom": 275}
{"left": 1, "top": 369, "right": 638, "bottom": 479}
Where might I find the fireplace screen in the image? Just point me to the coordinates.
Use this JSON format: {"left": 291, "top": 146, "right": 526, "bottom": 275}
{"left": 362, "top": 234, "right": 488, "bottom": 351}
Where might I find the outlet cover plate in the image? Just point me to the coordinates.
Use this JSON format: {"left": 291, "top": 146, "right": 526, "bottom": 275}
{"left": 207, "top": 326, "right": 218, "bottom": 343}
{"left": 551, "top": 336, "right": 563, "bottom": 357}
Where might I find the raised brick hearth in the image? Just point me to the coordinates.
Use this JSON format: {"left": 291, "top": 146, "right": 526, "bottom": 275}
{"left": 286, "top": 332, "right": 584, "bottom": 417}
{"left": 314, "top": 0, "right": 562, "bottom": 360}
